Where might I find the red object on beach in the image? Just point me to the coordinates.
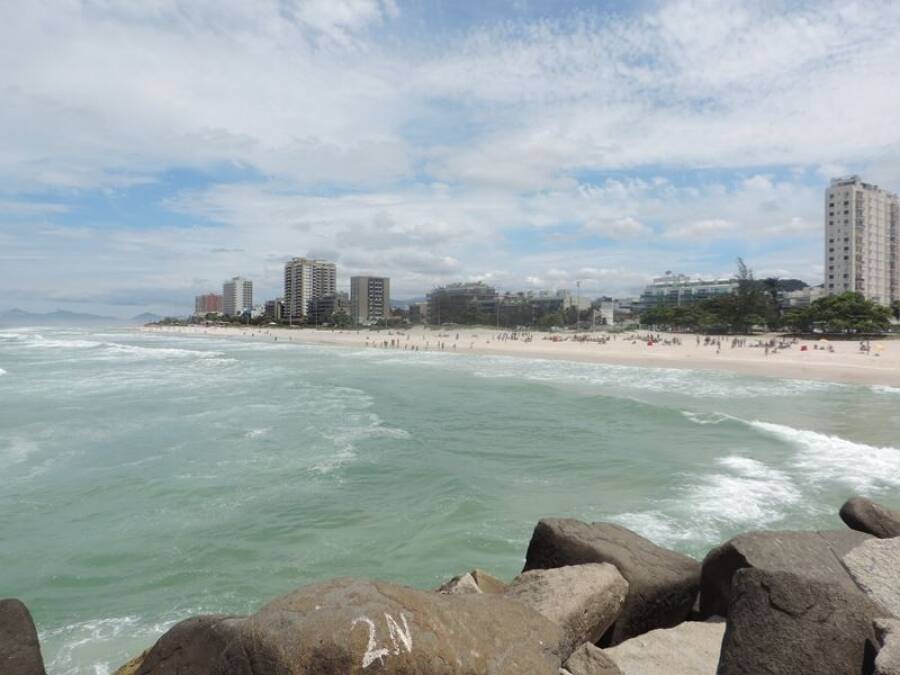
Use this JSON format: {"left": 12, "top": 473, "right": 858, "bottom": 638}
{"left": 647, "top": 341, "right": 653, "bottom": 346}
{"left": 800, "top": 345, "right": 807, "bottom": 351}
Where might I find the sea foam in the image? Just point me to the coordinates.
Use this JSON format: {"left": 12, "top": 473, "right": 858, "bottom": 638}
{"left": 749, "top": 420, "right": 900, "bottom": 492}
{"left": 613, "top": 454, "right": 800, "bottom": 549}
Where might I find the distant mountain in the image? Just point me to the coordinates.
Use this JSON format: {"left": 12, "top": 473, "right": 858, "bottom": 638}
{"left": 130, "top": 312, "right": 163, "bottom": 324}
{"left": 391, "top": 297, "right": 426, "bottom": 310}
{"left": 776, "top": 279, "right": 809, "bottom": 292}
{"left": 0, "top": 308, "right": 120, "bottom": 326}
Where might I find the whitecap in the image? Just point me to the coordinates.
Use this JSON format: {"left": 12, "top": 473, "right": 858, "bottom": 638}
{"left": 872, "top": 385, "right": 900, "bottom": 395}
{"left": 0, "top": 367, "right": 6, "bottom": 376}
{"left": 244, "top": 428, "right": 270, "bottom": 439}
{"left": 749, "top": 420, "right": 900, "bottom": 492}
{"left": 611, "top": 454, "right": 800, "bottom": 549}
{"left": 681, "top": 411, "right": 731, "bottom": 425}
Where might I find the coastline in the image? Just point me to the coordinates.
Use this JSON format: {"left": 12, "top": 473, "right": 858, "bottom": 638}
{"left": 140, "top": 324, "right": 900, "bottom": 387}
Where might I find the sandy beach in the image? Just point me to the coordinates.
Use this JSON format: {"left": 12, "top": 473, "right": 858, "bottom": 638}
{"left": 141, "top": 324, "right": 900, "bottom": 387}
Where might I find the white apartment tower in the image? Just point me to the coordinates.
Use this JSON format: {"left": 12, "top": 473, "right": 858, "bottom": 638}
{"left": 222, "top": 277, "right": 253, "bottom": 317}
{"left": 825, "top": 176, "right": 900, "bottom": 306}
{"left": 283, "top": 258, "right": 337, "bottom": 321}
{"left": 351, "top": 276, "right": 390, "bottom": 325}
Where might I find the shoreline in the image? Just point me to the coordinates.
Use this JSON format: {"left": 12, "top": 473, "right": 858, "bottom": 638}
{"left": 140, "top": 324, "right": 900, "bottom": 387}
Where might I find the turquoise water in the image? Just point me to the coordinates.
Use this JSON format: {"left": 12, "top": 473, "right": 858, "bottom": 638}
{"left": 2, "top": 326, "right": 900, "bottom": 673}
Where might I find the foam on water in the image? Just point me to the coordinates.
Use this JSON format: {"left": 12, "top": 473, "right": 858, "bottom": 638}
{"left": 749, "top": 420, "right": 900, "bottom": 492}
{"left": 613, "top": 454, "right": 801, "bottom": 549}
{"left": 0, "top": 367, "right": 6, "bottom": 376}
{"left": 464, "top": 355, "right": 839, "bottom": 399}
{"left": 0, "top": 436, "right": 40, "bottom": 466}
{"left": 872, "top": 385, "right": 900, "bottom": 395}
{"left": 41, "top": 613, "right": 194, "bottom": 675}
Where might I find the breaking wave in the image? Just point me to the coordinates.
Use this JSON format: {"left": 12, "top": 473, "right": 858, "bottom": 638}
{"left": 748, "top": 420, "right": 900, "bottom": 492}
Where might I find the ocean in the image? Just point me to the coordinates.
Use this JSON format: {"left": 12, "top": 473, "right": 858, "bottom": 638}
{"left": 2, "top": 325, "right": 899, "bottom": 673}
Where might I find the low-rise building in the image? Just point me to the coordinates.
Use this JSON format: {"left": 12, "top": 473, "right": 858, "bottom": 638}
{"left": 264, "top": 298, "right": 284, "bottom": 321}
{"left": 427, "top": 282, "right": 498, "bottom": 325}
{"left": 307, "top": 292, "right": 350, "bottom": 325}
{"left": 639, "top": 272, "right": 737, "bottom": 309}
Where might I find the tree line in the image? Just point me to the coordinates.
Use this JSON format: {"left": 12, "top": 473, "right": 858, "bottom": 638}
{"left": 640, "top": 259, "right": 893, "bottom": 334}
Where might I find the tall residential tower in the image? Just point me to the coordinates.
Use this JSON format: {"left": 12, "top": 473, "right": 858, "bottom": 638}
{"left": 350, "top": 276, "right": 390, "bottom": 325}
{"left": 825, "top": 176, "right": 899, "bottom": 305}
{"left": 283, "top": 258, "right": 337, "bottom": 321}
{"left": 222, "top": 277, "right": 253, "bottom": 316}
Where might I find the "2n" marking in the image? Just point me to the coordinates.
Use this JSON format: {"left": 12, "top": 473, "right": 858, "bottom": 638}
{"left": 351, "top": 613, "right": 413, "bottom": 668}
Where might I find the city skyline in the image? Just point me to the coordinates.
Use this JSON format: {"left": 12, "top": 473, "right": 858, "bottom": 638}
{"left": 3, "top": 1, "right": 900, "bottom": 317}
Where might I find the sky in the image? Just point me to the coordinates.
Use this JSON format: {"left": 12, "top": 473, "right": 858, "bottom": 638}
{"left": 2, "top": 0, "right": 900, "bottom": 317}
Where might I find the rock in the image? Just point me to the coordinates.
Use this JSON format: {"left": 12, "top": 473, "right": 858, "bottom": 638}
{"left": 113, "top": 651, "right": 147, "bottom": 675}
{"left": 563, "top": 643, "right": 623, "bottom": 675}
{"left": 875, "top": 618, "right": 900, "bottom": 675}
{"left": 505, "top": 563, "right": 628, "bottom": 659}
{"left": 0, "top": 599, "right": 46, "bottom": 675}
{"left": 840, "top": 496, "right": 900, "bottom": 539}
{"left": 523, "top": 518, "right": 699, "bottom": 644}
{"left": 134, "top": 577, "right": 563, "bottom": 674}
{"left": 844, "top": 537, "right": 900, "bottom": 618}
{"left": 699, "top": 529, "right": 871, "bottom": 617}
{"left": 437, "top": 571, "right": 481, "bottom": 595}
{"left": 437, "top": 568, "right": 507, "bottom": 595}
{"left": 470, "top": 569, "right": 508, "bottom": 594}
{"left": 716, "top": 569, "right": 881, "bottom": 675}
{"left": 602, "top": 620, "right": 724, "bottom": 675}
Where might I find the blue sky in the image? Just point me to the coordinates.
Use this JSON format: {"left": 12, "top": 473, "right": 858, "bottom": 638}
{"left": 2, "top": 0, "right": 900, "bottom": 316}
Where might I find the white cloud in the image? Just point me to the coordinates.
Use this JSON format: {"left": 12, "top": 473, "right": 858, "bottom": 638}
{"left": 664, "top": 218, "right": 737, "bottom": 240}
{"left": 3, "top": 0, "right": 897, "bottom": 313}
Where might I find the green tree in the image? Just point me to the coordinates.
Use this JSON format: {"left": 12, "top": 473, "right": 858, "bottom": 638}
{"left": 331, "top": 310, "right": 352, "bottom": 328}
{"left": 786, "top": 292, "right": 892, "bottom": 333}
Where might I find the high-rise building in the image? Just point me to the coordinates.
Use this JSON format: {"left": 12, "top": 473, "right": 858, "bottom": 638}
{"left": 825, "top": 176, "right": 900, "bottom": 305}
{"left": 283, "top": 258, "right": 337, "bottom": 322}
{"left": 350, "top": 276, "right": 390, "bottom": 325}
{"left": 222, "top": 277, "right": 253, "bottom": 317}
{"left": 194, "top": 293, "right": 223, "bottom": 315}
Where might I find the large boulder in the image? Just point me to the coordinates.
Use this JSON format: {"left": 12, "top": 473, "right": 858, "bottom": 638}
{"left": 840, "top": 497, "right": 900, "bottom": 539}
{"left": 716, "top": 569, "right": 882, "bottom": 675}
{"left": 436, "top": 569, "right": 507, "bottom": 595}
{"left": 523, "top": 519, "right": 700, "bottom": 644}
{"left": 563, "top": 643, "right": 623, "bottom": 675}
{"left": 844, "top": 537, "right": 900, "bottom": 618}
{"left": 505, "top": 563, "right": 628, "bottom": 659}
{"left": 0, "top": 599, "right": 46, "bottom": 675}
{"left": 875, "top": 618, "right": 900, "bottom": 675}
{"left": 134, "top": 577, "right": 564, "bottom": 674}
{"left": 699, "top": 529, "right": 871, "bottom": 617}
{"left": 602, "top": 620, "right": 724, "bottom": 675}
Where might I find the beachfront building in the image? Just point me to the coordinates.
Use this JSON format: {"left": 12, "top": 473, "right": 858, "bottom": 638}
{"left": 825, "top": 176, "right": 900, "bottom": 306}
{"left": 780, "top": 286, "right": 826, "bottom": 311}
{"left": 283, "top": 257, "right": 337, "bottom": 322}
{"left": 222, "top": 277, "right": 253, "bottom": 317}
{"left": 408, "top": 302, "right": 428, "bottom": 324}
{"left": 194, "top": 293, "right": 223, "bottom": 315}
{"left": 350, "top": 276, "right": 390, "bottom": 325}
{"left": 307, "top": 292, "right": 350, "bottom": 325}
{"left": 427, "top": 282, "right": 498, "bottom": 325}
{"left": 638, "top": 272, "right": 737, "bottom": 309}
{"left": 264, "top": 298, "right": 284, "bottom": 322}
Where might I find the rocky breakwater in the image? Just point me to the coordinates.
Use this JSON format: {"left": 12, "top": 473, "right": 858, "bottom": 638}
{"left": 4, "top": 494, "right": 900, "bottom": 675}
